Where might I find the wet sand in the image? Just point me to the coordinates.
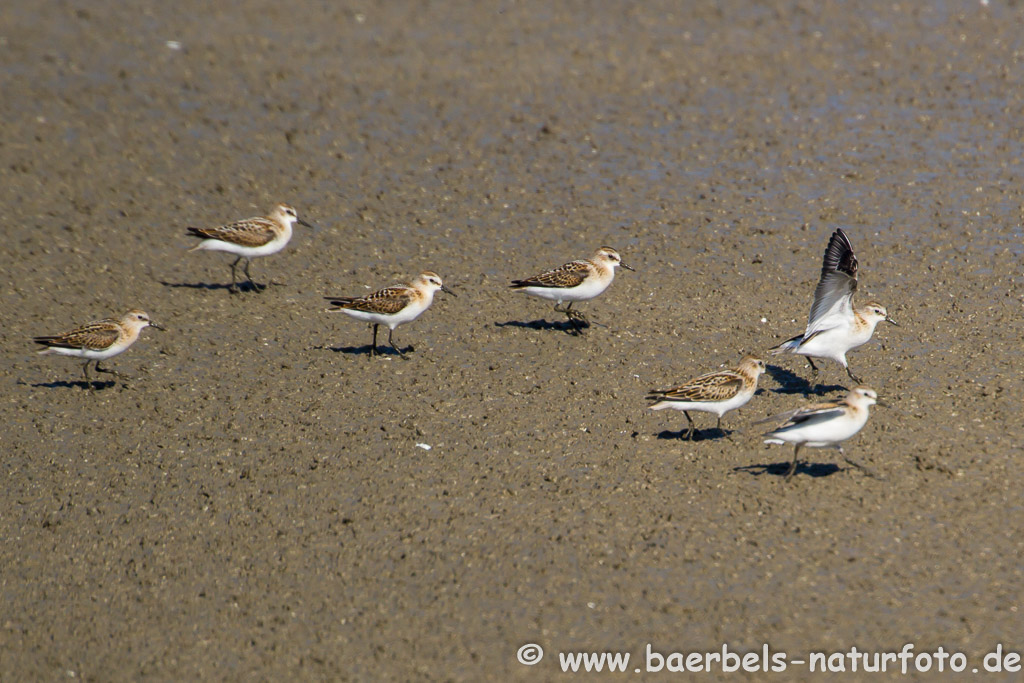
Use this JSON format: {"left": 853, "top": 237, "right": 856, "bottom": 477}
{"left": 1, "top": 0, "right": 1023, "bottom": 679}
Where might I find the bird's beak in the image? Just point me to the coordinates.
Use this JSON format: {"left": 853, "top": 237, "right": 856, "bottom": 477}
{"left": 874, "top": 399, "right": 888, "bottom": 407}
{"left": 620, "top": 262, "right": 636, "bottom": 272}
{"left": 886, "top": 316, "right": 898, "bottom": 326}
{"left": 298, "top": 218, "right": 319, "bottom": 232}
{"left": 441, "top": 285, "right": 457, "bottom": 297}
{"left": 150, "top": 322, "right": 166, "bottom": 331}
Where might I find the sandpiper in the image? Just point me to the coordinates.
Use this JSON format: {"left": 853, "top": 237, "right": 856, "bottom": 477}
{"left": 326, "top": 271, "right": 455, "bottom": 357}
{"left": 760, "top": 385, "right": 882, "bottom": 480}
{"left": 769, "top": 229, "right": 896, "bottom": 383}
{"left": 34, "top": 309, "right": 164, "bottom": 388}
{"left": 510, "top": 246, "right": 633, "bottom": 332}
{"left": 647, "top": 355, "right": 766, "bottom": 439}
{"left": 187, "top": 203, "right": 315, "bottom": 293}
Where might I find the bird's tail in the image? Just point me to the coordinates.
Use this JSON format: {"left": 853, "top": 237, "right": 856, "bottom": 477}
{"left": 768, "top": 334, "right": 803, "bottom": 356}
{"left": 33, "top": 337, "right": 59, "bottom": 354}
{"left": 186, "top": 227, "right": 208, "bottom": 251}
{"left": 646, "top": 391, "right": 677, "bottom": 410}
{"left": 324, "top": 297, "right": 358, "bottom": 310}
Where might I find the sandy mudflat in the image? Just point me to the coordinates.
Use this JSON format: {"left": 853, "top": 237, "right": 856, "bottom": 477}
{"left": 1, "top": 0, "right": 1022, "bottom": 679}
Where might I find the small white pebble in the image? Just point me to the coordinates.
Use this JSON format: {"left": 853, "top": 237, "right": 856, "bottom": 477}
{"left": 415, "top": 443, "right": 431, "bottom": 451}
{"left": 760, "top": 317, "right": 767, "bottom": 323}
{"left": 165, "top": 40, "right": 182, "bottom": 50}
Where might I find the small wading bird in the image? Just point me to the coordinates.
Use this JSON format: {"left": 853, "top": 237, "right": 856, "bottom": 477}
{"left": 770, "top": 229, "right": 897, "bottom": 383}
{"left": 34, "top": 309, "right": 164, "bottom": 389}
{"left": 647, "top": 355, "right": 766, "bottom": 440}
{"left": 759, "top": 385, "right": 882, "bottom": 481}
{"left": 187, "top": 203, "right": 316, "bottom": 293}
{"left": 510, "top": 246, "right": 633, "bottom": 333}
{"left": 325, "top": 271, "right": 455, "bottom": 358}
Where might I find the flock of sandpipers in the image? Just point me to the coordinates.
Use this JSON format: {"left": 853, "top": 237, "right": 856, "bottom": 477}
{"left": 33, "top": 205, "right": 895, "bottom": 480}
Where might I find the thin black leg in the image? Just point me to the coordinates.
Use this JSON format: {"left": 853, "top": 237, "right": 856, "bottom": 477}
{"left": 555, "top": 302, "right": 588, "bottom": 334}
{"left": 785, "top": 444, "right": 802, "bottom": 481}
{"left": 95, "top": 361, "right": 127, "bottom": 379}
{"left": 681, "top": 411, "right": 695, "bottom": 440}
{"left": 846, "top": 365, "right": 863, "bottom": 384}
{"left": 229, "top": 256, "right": 242, "bottom": 293}
{"left": 388, "top": 328, "right": 408, "bottom": 358}
{"left": 717, "top": 415, "right": 732, "bottom": 440}
{"left": 807, "top": 357, "right": 819, "bottom": 375}
{"left": 82, "top": 360, "right": 93, "bottom": 390}
{"left": 840, "top": 448, "right": 881, "bottom": 479}
{"left": 370, "top": 324, "right": 379, "bottom": 356}
{"left": 242, "top": 258, "right": 263, "bottom": 291}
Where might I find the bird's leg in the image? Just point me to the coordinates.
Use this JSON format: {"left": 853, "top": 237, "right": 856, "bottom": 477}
{"left": 806, "top": 357, "right": 819, "bottom": 376}
{"left": 554, "top": 302, "right": 588, "bottom": 334}
{"left": 82, "top": 360, "right": 93, "bottom": 390}
{"left": 845, "top": 365, "right": 863, "bottom": 384}
{"left": 681, "top": 411, "right": 695, "bottom": 441}
{"left": 95, "top": 361, "right": 128, "bottom": 379}
{"left": 388, "top": 328, "right": 408, "bottom": 359}
{"left": 562, "top": 302, "right": 588, "bottom": 323}
{"left": 785, "top": 444, "right": 802, "bottom": 481}
{"left": 242, "top": 258, "right": 264, "bottom": 292}
{"left": 370, "top": 324, "right": 379, "bottom": 357}
{"left": 717, "top": 415, "right": 733, "bottom": 440}
{"left": 839, "top": 447, "right": 882, "bottom": 479}
{"left": 229, "top": 256, "right": 242, "bottom": 293}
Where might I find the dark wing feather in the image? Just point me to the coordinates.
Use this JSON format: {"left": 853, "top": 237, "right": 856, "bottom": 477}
{"left": 187, "top": 217, "right": 276, "bottom": 247}
{"left": 820, "top": 229, "right": 858, "bottom": 281}
{"left": 758, "top": 400, "right": 845, "bottom": 433}
{"left": 768, "top": 406, "right": 847, "bottom": 437}
{"left": 510, "top": 260, "right": 590, "bottom": 289}
{"left": 807, "top": 229, "right": 858, "bottom": 333}
{"left": 34, "top": 319, "right": 120, "bottom": 350}
{"left": 327, "top": 286, "right": 412, "bottom": 315}
{"left": 648, "top": 371, "right": 743, "bottom": 403}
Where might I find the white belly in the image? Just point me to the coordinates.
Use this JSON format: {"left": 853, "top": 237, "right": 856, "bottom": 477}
{"left": 766, "top": 413, "right": 867, "bottom": 447}
{"left": 195, "top": 232, "right": 290, "bottom": 258}
{"left": 39, "top": 339, "right": 133, "bottom": 360}
{"left": 336, "top": 300, "right": 429, "bottom": 329}
{"left": 795, "top": 324, "right": 871, "bottom": 364}
{"left": 649, "top": 389, "right": 753, "bottom": 418}
{"left": 519, "top": 276, "right": 611, "bottom": 304}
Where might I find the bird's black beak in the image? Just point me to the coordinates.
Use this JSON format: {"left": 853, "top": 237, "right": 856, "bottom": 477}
{"left": 620, "top": 262, "right": 635, "bottom": 272}
{"left": 875, "top": 400, "right": 889, "bottom": 407}
{"left": 886, "top": 316, "right": 898, "bottom": 326}
{"left": 441, "top": 285, "right": 457, "bottom": 297}
{"left": 150, "top": 322, "right": 166, "bottom": 331}
{"left": 298, "top": 218, "right": 319, "bottom": 232}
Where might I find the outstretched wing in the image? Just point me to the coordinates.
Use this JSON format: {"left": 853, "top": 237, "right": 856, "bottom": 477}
{"left": 511, "top": 260, "right": 590, "bottom": 289}
{"left": 806, "top": 229, "right": 858, "bottom": 335}
{"left": 187, "top": 217, "right": 276, "bottom": 247}
{"left": 34, "top": 319, "right": 120, "bottom": 351}
{"left": 648, "top": 371, "right": 743, "bottom": 403}
{"left": 326, "top": 286, "right": 412, "bottom": 315}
